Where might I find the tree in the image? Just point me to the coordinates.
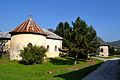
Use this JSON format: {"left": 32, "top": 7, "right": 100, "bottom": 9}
{"left": 55, "top": 22, "right": 65, "bottom": 37}
{"left": 20, "top": 43, "right": 47, "bottom": 65}
{"left": 55, "top": 17, "right": 99, "bottom": 64}
{"left": 55, "top": 22, "right": 72, "bottom": 49}
{"left": 55, "top": 22, "right": 72, "bottom": 38}
{"left": 108, "top": 46, "right": 120, "bottom": 55}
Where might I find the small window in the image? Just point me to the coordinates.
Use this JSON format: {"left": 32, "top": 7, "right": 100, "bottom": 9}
{"left": 47, "top": 45, "right": 49, "bottom": 50}
{"left": 55, "top": 46, "right": 57, "bottom": 52}
{"left": 101, "top": 48, "right": 103, "bottom": 52}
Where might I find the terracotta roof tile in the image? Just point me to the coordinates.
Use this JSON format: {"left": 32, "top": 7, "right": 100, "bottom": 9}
{"left": 11, "top": 18, "right": 46, "bottom": 35}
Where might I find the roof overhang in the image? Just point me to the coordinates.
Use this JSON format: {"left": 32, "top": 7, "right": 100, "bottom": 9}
{"left": 0, "top": 38, "right": 11, "bottom": 40}
{"left": 9, "top": 32, "right": 47, "bottom": 36}
{"left": 46, "top": 37, "right": 63, "bottom": 40}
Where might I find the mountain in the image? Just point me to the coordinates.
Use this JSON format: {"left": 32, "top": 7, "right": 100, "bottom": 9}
{"left": 97, "top": 37, "right": 120, "bottom": 48}
{"left": 97, "top": 37, "right": 107, "bottom": 45}
{"left": 107, "top": 40, "right": 120, "bottom": 48}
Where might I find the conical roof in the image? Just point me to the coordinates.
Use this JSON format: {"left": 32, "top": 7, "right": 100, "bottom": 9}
{"left": 10, "top": 17, "right": 46, "bottom": 35}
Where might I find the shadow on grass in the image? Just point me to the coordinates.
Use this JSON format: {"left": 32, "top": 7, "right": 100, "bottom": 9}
{"left": 54, "top": 62, "right": 103, "bottom": 80}
{"left": 49, "top": 57, "right": 75, "bottom": 65}
{"left": 49, "top": 57, "right": 87, "bottom": 65}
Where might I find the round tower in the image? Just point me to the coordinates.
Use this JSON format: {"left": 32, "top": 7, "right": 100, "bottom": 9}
{"left": 9, "top": 17, "right": 46, "bottom": 60}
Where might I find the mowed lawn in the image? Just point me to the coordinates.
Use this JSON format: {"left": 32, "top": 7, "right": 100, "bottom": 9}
{"left": 0, "top": 57, "right": 103, "bottom": 80}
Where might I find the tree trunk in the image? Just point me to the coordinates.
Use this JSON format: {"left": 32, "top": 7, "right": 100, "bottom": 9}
{"left": 74, "top": 60, "right": 77, "bottom": 65}
{"left": 74, "top": 53, "right": 78, "bottom": 65}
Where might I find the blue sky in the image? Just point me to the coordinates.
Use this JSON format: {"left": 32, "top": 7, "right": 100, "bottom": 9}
{"left": 0, "top": 0, "right": 120, "bottom": 42}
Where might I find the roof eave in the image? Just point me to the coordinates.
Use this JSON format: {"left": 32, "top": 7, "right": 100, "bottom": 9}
{"left": 46, "top": 37, "right": 63, "bottom": 40}
{"left": 9, "top": 32, "right": 47, "bottom": 36}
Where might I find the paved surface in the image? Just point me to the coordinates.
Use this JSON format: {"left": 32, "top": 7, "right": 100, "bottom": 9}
{"left": 82, "top": 58, "right": 120, "bottom": 80}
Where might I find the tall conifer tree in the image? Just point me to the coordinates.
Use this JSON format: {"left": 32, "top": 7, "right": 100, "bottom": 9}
{"left": 55, "top": 17, "right": 99, "bottom": 64}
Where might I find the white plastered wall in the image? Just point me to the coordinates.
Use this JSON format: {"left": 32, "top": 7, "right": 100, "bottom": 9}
{"left": 10, "top": 34, "right": 46, "bottom": 60}
{"left": 45, "top": 38, "right": 62, "bottom": 58}
{"left": 99, "top": 46, "right": 109, "bottom": 57}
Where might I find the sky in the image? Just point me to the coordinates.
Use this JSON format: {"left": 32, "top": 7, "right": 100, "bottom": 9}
{"left": 0, "top": 0, "right": 120, "bottom": 42}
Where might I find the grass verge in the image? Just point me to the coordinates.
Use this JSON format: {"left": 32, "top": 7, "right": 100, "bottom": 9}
{"left": 98, "top": 55, "right": 120, "bottom": 59}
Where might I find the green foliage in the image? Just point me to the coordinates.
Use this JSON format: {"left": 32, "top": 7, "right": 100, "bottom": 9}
{"left": 55, "top": 22, "right": 72, "bottom": 38}
{"left": 20, "top": 44, "right": 47, "bottom": 65}
{"left": 109, "top": 46, "right": 115, "bottom": 55}
{"left": 55, "top": 17, "right": 99, "bottom": 61}
{"left": 55, "top": 22, "right": 72, "bottom": 49}
{"left": 115, "top": 48, "right": 120, "bottom": 55}
{"left": 109, "top": 46, "right": 120, "bottom": 55}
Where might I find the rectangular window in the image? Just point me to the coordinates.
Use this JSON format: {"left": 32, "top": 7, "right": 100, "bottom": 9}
{"left": 55, "top": 46, "right": 57, "bottom": 52}
{"left": 101, "top": 48, "right": 103, "bottom": 52}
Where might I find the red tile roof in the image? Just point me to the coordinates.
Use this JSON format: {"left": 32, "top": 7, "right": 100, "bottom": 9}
{"left": 10, "top": 18, "right": 46, "bottom": 35}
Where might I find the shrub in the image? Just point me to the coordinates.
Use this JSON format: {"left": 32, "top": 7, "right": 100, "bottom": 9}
{"left": 20, "top": 43, "right": 47, "bottom": 65}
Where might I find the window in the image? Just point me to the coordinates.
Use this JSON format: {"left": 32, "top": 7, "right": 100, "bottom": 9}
{"left": 101, "top": 48, "right": 103, "bottom": 52}
{"left": 55, "top": 46, "right": 57, "bottom": 52}
{"left": 47, "top": 45, "right": 49, "bottom": 50}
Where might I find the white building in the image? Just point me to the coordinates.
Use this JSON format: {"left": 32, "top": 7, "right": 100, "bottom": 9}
{"left": 99, "top": 45, "right": 109, "bottom": 57}
{"left": 0, "top": 17, "right": 62, "bottom": 60}
{"left": 0, "top": 32, "right": 11, "bottom": 53}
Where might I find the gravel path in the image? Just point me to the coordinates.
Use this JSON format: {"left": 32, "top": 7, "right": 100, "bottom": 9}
{"left": 82, "top": 59, "right": 120, "bottom": 80}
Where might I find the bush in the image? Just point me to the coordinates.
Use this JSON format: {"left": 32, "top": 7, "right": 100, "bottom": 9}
{"left": 20, "top": 43, "right": 47, "bottom": 65}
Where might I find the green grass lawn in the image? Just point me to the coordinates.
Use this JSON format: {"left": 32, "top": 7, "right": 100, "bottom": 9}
{"left": 98, "top": 55, "right": 120, "bottom": 59}
{"left": 0, "top": 57, "right": 103, "bottom": 80}
{"left": 112, "top": 55, "right": 120, "bottom": 58}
